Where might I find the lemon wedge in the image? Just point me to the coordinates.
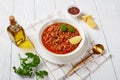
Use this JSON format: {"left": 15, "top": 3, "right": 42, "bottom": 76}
{"left": 81, "top": 15, "right": 92, "bottom": 22}
{"left": 87, "top": 18, "right": 96, "bottom": 29}
{"left": 69, "top": 36, "right": 82, "bottom": 44}
{"left": 81, "top": 15, "right": 96, "bottom": 29}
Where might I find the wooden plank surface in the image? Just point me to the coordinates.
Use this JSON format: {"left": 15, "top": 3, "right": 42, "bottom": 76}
{"left": 94, "top": 0, "right": 120, "bottom": 80}
{"left": 0, "top": 0, "right": 120, "bottom": 80}
{"left": 0, "top": 0, "right": 14, "bottom": 80}
{"left": 13, "top": 0, "right": 35, "bottom": 28}
{"left": 10, "top": 0, "right": 35, "bottom": 80}
{"left": 74, "top": 0, "right": 117, "bottom": 80}
{"left": 35, "top": 0, "right": 55, "bottom": 20}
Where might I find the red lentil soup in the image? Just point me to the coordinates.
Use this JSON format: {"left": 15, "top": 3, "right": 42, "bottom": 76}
{"left": 42, "top": 23, "right": 80, "bottom": 54}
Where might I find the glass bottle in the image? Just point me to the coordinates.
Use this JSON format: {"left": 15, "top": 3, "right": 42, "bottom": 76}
{"left": 7, "top": 16, "right": 26, "bottom": 45}
{"left": 7, "top": 16, "right": 34, "bottom": 51}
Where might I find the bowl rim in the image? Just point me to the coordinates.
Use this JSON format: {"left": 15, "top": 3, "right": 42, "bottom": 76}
{"left": 39, "top": 18, "right": 86, "bottom": 57}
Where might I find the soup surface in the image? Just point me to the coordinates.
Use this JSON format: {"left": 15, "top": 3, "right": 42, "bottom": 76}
{"left": 42, "top": 23, "right": 80, "bottom": 54}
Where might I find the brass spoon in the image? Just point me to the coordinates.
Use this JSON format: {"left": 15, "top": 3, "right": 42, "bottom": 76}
{"left": 58, "top": 44, "right": 104, "bottom": 80}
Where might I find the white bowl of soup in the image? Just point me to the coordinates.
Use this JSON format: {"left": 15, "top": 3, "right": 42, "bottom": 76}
{"left": 39, "top": 18, "right": 89, "bottom": 64}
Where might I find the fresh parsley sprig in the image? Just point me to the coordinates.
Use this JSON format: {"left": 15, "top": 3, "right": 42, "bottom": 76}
{"left": 60, "top": 23, "right": 75, "bottom": 33}
{"left": 13, "top": 52, "right": 48, "bottom": 79}
{"left": 61, "top": 24, "right": 67, "bottom": 32}
{"left": 68, "top": 25, "right": 75, "bottom": 33}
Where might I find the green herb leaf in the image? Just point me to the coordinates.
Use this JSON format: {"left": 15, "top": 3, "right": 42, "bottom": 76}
{"left": 35, "top": 70, "right": 48, "bottom": 78}
{"left": 26, "top": 55, "right": 40, "bottom": 67}
{"left": 13, "top": 66, "right": 33, "bottom": 76}
{"left": 26, "top": 52, "right": 35, "bottom": 58}
{"left": 61, "top": 24, "right": 67, "bottom": 32}
{"left": 13, "top": 52, "right": 44, "bottom": 77}
{"left": 68, "top": 25, "right": 75, "bottom": 33}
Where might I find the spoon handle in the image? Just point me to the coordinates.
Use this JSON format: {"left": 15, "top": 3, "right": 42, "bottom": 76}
{"left": 66, "top": 53, "right": 93, "bottom": 77}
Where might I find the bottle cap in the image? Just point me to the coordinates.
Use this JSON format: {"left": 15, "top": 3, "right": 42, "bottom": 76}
{"left": 9, "top": 16, "right": 16, "bottom": 25}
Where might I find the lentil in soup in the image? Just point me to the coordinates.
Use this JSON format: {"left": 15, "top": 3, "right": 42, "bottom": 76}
{"left": 42, "top": 23, "right": 80, "bottom": 54}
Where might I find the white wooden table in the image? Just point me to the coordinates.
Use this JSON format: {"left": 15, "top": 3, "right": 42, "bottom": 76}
{"left": 0, "top": 0, "right": 120, "bottom": 80}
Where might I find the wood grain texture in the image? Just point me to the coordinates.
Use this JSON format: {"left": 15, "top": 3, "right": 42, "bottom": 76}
{"left": 13, "top": 0, "right": 35, "bottom": 28}
{"left": 0, "top": 0, "right": 120, "bottom": 80}
{"left": 94, "top": 0, "right": 120, "bottom": 79}
{"left": 75, "top": 0, "right": 117, "bottom": 80}
{"left": 35, "top": 0, "right": 55, "bottom": 20}
{"left": 0, "top": 0, "right": 14, "bottom": 79}
{"left": 10, "top": 0, "right": 35, "bottom": 80}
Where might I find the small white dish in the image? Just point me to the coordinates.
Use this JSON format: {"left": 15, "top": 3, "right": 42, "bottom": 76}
{"left": 38, "top": 18, "right": 90, "bottom": 64}
{"left": 67, "top": 5, "right": 81, "bottom": 18}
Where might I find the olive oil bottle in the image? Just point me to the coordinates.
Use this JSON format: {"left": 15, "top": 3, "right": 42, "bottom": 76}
{"left": 7, "top": 16, "right": 26, "bottom": 45}
{"left": 7, "top": 16, "right": 34, "bottom": 50}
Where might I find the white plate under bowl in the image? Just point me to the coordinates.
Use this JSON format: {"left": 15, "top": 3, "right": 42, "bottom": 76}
{"left": 38, "top": 18, "right": 90, "bottom": 64}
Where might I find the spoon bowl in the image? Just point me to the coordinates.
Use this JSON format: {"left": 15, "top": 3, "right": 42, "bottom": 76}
{"left": 93, "top": 44, "right": 104, "bottom": 54}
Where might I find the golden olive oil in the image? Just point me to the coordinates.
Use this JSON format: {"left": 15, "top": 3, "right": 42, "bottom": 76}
{"left": 7, "top": 16, "right": 34, "bottom": 50}
{"left": 18, "top": 39, "right": 34, "bottom": 50}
